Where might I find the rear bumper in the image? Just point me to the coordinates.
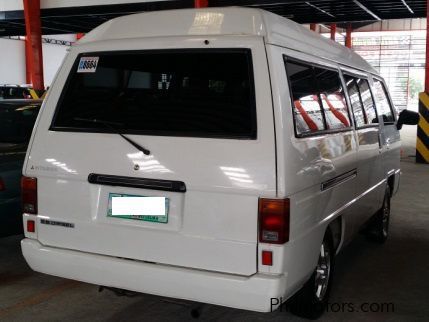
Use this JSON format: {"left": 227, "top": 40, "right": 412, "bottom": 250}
{"left": 21, "top": 238, "right": 287, "bottom": 312}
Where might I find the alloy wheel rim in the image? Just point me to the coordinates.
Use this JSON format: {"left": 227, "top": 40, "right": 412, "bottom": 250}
{"left": 315, "top": 242, "right": 331, "bottom": 301}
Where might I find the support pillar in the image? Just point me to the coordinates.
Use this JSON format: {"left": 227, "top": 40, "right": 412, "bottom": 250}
{"left": 194, "top": 0, "right": 208, "bottom": 8}
{"left": 24, "top": 37, "right": 31, "bottom": 84}
{"left": 23, "top": 0, "right": 44, "bottom": 91}
{"left": 345, "top": 24, "right": 352, "bottom": 48}
{"left": 416, "top": 0, "right": 429, "bottom": 163}
{"left": 330, "top": 23, "right": 336, "bottom": 41}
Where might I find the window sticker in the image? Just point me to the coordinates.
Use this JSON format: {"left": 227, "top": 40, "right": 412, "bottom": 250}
{"left": 77, "top": 56, "right": 99, "bottom": 73}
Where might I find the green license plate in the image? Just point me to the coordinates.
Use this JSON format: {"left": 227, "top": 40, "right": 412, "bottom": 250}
{"left": 107, "top": 193, "right": 169, "bottom": 223}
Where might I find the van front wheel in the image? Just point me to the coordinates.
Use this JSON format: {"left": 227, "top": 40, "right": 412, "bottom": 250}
{"left": 287, "top": 233, "right": 334, "bottom": 319}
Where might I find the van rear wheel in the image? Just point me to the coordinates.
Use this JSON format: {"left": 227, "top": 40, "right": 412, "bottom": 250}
{"left": 367, "top": 186, "right": 391, "bottom": 244}
{"left": 287, "top": 233, "right": 334, "bottom": 319}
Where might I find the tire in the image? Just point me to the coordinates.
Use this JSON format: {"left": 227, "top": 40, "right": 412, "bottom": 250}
{"left": 366, "top": 186, "right": 391, "bottom": 244}
{"left": 287, "top": 232, "right": 334, "bottom": 319}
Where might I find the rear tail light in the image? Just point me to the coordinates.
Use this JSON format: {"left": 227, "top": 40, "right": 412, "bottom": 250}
{"left": 258, "top": 198, "right": 290, "bottom": 244}
{"left": 0, "top": 178, "right": 5, "bottom": 191}
{"left": 262, "top": 250, "right": 273, "bottom": 266}
{"left": 27, "top": 220, "right": 35, "bottom": 233}
{"left": 21, "top": 176, "right": 37, "bottom": 214}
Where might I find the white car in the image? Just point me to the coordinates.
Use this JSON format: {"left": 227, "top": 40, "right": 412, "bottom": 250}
{"left": 20, "top": 7, "right": 419, "bottom": 319}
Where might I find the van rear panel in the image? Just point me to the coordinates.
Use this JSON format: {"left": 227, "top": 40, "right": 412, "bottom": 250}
{"left": 24, "top": 37, "right": 276, "bottom": 276}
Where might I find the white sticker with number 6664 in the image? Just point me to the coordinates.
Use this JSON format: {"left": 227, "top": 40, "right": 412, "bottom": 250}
{"left": 77, "top": 57, "right": 99, "bottom": 73}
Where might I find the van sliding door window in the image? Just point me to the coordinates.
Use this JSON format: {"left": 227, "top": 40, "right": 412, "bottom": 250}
{"left": 344, "top": 75, "right": 368, "bottom": 128}
{"left": 51, "top": 50, "right": 256, "bottom": 139}
{"left": 315, "top": 68, "right": 351, "bottom": 130}
{"left": 372, "top": 79, "right": 395, "bottom": 123}
{"left": 357, "top": 79, "right": 378, "bottom": 124}
{"left": 285, "top": 59, "right": 351, "bottom": 136}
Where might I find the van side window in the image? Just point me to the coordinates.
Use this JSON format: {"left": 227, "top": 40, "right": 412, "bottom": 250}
{"left": 372, "top": 79, "right": 395, "bottom": 123}
{"left": 285, "top": 61, "right": 325, "bottom": 135}
{"left": 285, "top": 60, "right": 352, "bottom": 136}
{"left": 344, "top": 76, "right": 366, "bottom": 127}
{"left": 315, "top": 68, "right": 350, "bottom": 130}
{"left": 357, "top": 79, "right": 378, "bottom": 124}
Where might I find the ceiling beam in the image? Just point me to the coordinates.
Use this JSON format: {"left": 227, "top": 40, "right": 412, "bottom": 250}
{"left": 352, "top": 0, "right": 381, "bottom": 20}
{"left": 400, "top": 0, "right": 414, "bottom": 14}
{"left": 305, "top": 1, "right": 335, "bottom": 18}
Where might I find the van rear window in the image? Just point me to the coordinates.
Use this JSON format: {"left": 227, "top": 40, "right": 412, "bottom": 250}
{"left": 51, "top": 50, "right": 256, "bottom": 139}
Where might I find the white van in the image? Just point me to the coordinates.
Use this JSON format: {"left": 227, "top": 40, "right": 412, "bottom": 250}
{"left": 21, "top": 7, "right": 419, "bottom": 319}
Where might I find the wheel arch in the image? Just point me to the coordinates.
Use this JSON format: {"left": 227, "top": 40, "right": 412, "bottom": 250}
{"left": 387, "top": 174, "right": 395, "bottom": 195}
{"left": 326, "top": 216, "right": 343, "bottom": 255}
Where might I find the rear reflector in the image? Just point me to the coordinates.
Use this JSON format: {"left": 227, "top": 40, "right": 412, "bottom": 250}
{"left": 258, "top": 198, "right": 290, "bottom": 244}
{"left": 21, "top": 176, "right": 37, "bottom": 214}
{"left": 0, "top": 178, "right": 4, "bottom": 191}
{"left": 27, "top": 220, "right": 35, "bottom": 233}
{"left": 262, "top": 250, "right": 273, "bottom": 266}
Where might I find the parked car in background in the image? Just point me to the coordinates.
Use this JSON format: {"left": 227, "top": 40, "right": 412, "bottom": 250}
{"left": 0, "top": 99, "right": 41, "bottom": 237}
{"left": 0, "top": 85, "right": 32, "bottom": 100}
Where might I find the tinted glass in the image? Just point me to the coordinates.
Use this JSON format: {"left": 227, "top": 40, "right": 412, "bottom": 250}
{"left": 52, "top": 50, "right": 256, "bottom": 139}
{"left": 0, "top": 102, "right": 40, "bottom": 143}
{"left": 0, "top": 87, "right": 30, "bottom": 99}
{"left": 344, "top": 76, "right": 366, "bottom": 128}
{"left": 286, "top": 61, "right": 325, "bottom": 135}
{"left": 315, "top": 68, "right": 350, "bottom": 130}
{"left": 373, "top": 79, "right": 395, "bottom": 123}
{"left": 357, "top": 79, "right": 378, "bottom": 124}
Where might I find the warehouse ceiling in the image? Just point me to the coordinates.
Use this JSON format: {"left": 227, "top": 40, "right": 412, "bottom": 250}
{"left": 0, "top": 0, "right": 426, "bottom": 36}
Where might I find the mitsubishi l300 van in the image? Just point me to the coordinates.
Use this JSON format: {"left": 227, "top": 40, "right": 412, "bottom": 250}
{"left": 20, "top": 7, "right": 419, "bottom": 319}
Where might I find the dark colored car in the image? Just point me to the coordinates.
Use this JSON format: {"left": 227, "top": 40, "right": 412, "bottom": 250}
{"left": 0, "top": 100, "right": 41, "bottom": 237}
{"left": 0, "top": 86, "right": 32, "bottom": 100}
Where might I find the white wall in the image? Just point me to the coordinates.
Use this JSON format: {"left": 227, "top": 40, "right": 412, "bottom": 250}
{"left": 355, "top": 18, "right": 426, "bottom": 32}
{"left": 0, "top": 38, "right": 26, "bottom": 85}
{"left": 42, "top": 41, "right": 70, "bottom": 87}
{"left": 0, "top": 37, "right": 70, "bottom": 87}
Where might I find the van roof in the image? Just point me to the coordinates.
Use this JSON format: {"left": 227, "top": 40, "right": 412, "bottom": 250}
{"left": 79, "top": 7, "right": 377, "bottom": 75}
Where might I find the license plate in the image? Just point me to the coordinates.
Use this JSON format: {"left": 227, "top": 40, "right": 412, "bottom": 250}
{"left": 107, "top": 193, "right": 169, "bottom": 223}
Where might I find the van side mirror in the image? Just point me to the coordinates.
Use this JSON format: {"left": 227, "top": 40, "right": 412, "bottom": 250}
{"left": 396, "top": 110, "right": 419, "bottom": 130}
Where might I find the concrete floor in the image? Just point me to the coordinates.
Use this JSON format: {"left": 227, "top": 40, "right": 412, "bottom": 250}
{"left": 1, "top": 126, "right": 428, "bottom": 321}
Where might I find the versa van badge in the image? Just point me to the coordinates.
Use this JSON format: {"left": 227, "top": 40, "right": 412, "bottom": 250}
{"left": 30, "top": 165, "right": 58, "bottom": 172}
{"left": 40, "top": 219, "right": 75, "bottom": 228}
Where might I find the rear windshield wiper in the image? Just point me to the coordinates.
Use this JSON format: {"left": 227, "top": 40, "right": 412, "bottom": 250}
{"left": 73, "top": 117, "right": 151, "bottom": 155}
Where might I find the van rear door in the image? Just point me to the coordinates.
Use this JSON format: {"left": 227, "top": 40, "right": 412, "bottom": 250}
{"left": 24, "top": 38, "right": 276, "bottom": 276}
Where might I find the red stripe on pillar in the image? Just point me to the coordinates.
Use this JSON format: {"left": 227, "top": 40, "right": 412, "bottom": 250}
{"left": 310, "top": 23, "right": 316, "bottom": 31}
{"left": 23, "top": 0, "right": 44, "bottom": 91}
{"left": 345, "top": 24, "right": 352, "bottom": 48}
{"left": 330, "top": 23, "right": 336, "bottom": 41}
{"left": 194, "top": 0, "right": 208, "bottom": 8}
{"left": 24, "top": 37, "right": 31, "bottom": 84}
